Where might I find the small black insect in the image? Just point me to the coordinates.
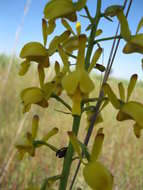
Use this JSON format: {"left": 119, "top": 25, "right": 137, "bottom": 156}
{"left": 56, "top": 147, "right": 67, "bottom": 158}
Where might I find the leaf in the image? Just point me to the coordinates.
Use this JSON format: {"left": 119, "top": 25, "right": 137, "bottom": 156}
{"left": 68, "top": 131, "right": 82, "bottom": 161}
{"left": 133, "top": 122, "right": 142, "bottom": 138}
{"left": 126, "top": 74, "right": 138, "bottom": 102}
{"left": 83, "top": 160, "right": 113, "bottom": 190}
{"left": 19, "top": 60, "right": 30, "bottom": 76}
{"left": 90, "top": 128, "right": 104, "bottom": 161}
{"left": 88, "top": 47, "right": 102, "bottom": 73}
{"left": 118, "top": 82, "right": 125, "bottom": 101}
{"left": 32, "top": 115, "right": 39, "bottom": 140}
{"left": 103, "top": 83, "right": 121, "bottom": 109}
{"left": 42, "top": 19, "right": 48, "bottom": 46}
{"left": 121, "top": 101, "right": 143, "bottom": 128}
{"left": 42, "top": 127, "right": 58, "bottom": 141}
{"left": 58, "top": 45, "right": 69, "bottom": 73}
{"left": 136, "top": 17, "right": 143, "bottom": 34}
{"left": 47, "top": 19, "right": 56, "bottom": 35}
{"left": 76, "top": 22, "right": 81, "bottom": 36}
{"left": 20, "top": 42, "right": 48, "bottom": 58}
{"left": 61, "top": 19, "right": 75, "bottom": 35}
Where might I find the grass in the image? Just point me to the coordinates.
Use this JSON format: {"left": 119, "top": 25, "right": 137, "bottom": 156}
{"left": 0, "top": 54, "right": 143, "bottom": 190}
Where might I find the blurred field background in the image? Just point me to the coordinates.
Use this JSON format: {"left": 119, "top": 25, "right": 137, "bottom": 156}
{"left": 0, "top": 54, "right": 143, "bottom": 190}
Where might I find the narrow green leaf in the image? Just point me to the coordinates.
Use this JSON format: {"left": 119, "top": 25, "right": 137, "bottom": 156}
{"left": 136, "top": 17, "right": 143, "bottom": 34}
{"left": 126, "top": 74, "right": 138, "bottom": 102}
{"left": 118, "top": 82, "right": 125, "bottom": 101}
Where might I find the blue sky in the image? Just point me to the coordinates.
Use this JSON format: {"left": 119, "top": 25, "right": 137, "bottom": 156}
{"left": 0, "top": 0, "right": 143, "bottom": 80}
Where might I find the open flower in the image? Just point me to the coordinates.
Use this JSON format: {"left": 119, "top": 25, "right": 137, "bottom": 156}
{"left": 19, "top": 42, "right": 49, "bottom": 76}
{"left": 105, "top": 6, "right": 143, "bottom": 54}
{"left": 62, "top": 35, "right": 95, "bottom": 115}
{"left": 44, "top": 0, "right": 87, "bottom": 22}
{"left": 15, "top": 115, "right": 58, "bottom": 160}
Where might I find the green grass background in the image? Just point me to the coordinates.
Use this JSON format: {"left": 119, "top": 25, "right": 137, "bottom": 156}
{"left": 0, "top": 54, "right": 143, "bottom": 190}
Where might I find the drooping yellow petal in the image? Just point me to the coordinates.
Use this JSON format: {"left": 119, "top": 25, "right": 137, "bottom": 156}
{"left": 88, "top": 47, "right": 102, "bottom": 73}
{"left": 38, "top": 64, "right": 45, "bottom": 88}
{"left": 83, "top": 160, "right": 113, "bottom": 190}
{"left": 130, "top": 34, "right": 143, "bottom": 47}
{"left": 42, "top": 127, "right": 58, "bottom": 141}
{"left": 118, "top": 82, "right": 125, "bottom": 102}
{"left": 76, "top": 34, "right": 87, "bottom": 70}
{"left": 54, "top": 61, "right": 60, "bottom": 75}
{"left": 72, "top": 88, "right": 82, "bottom": 115}
{"left": 20, "top": 42, "right": 48, "bottom": 58}
{"left": 121, "top": 101, "right": 143, "bottom": 128}
{"left": 42, "top": 18, "right": 48, "bottom": 46}
{"left": 126, "top": 74, "right": 138, "bottom": 102}
{"left": 116, "top": 110, "right": 132, "bottom": 121}
{"left": 123, "top": 42, "right": 143, "bottom": 54}
{"left": 32, "top": 115, "right": 39, "bottom": 140}
{"left": 133, "top": 122, "right": 142, "bottom": 138}
{"left": 90, "top": 129, "right": 104, "bottom": 161}
{"left": 62, "top": 71, "right": 80, "bottom": 95}
{"left": 79, "top": 70, "right": 94, "bottom": 94}
{"left": 103, "top": 83, "right": 121, "bottom": 109}
{"left": 19, "top": 60, "right": 30, "bottom": 76}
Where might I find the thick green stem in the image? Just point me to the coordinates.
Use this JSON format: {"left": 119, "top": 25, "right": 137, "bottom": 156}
{"left": 59, "top": 115, "right": 81, "bottom": 190}
{"left": 85, "top": 0, "right": 101, "bottom": 70}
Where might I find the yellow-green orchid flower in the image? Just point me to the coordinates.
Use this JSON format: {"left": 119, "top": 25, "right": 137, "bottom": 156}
{"left": 105, "top": 6, "right": 143, "bottom": 54}
{"left": 19, "top": 42, "right": 49, "bottom": 76}
{"left": 20, "top": 87, "right": 48, "bottom": 113}
{"left": 62, "top": 35, "right": 95, "bottom": 115}
{"left": 15, "top": 115, "right": 58, "bottom": 160}
{"left": 44, "top": 0, "right": 87, "bottom": 22}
